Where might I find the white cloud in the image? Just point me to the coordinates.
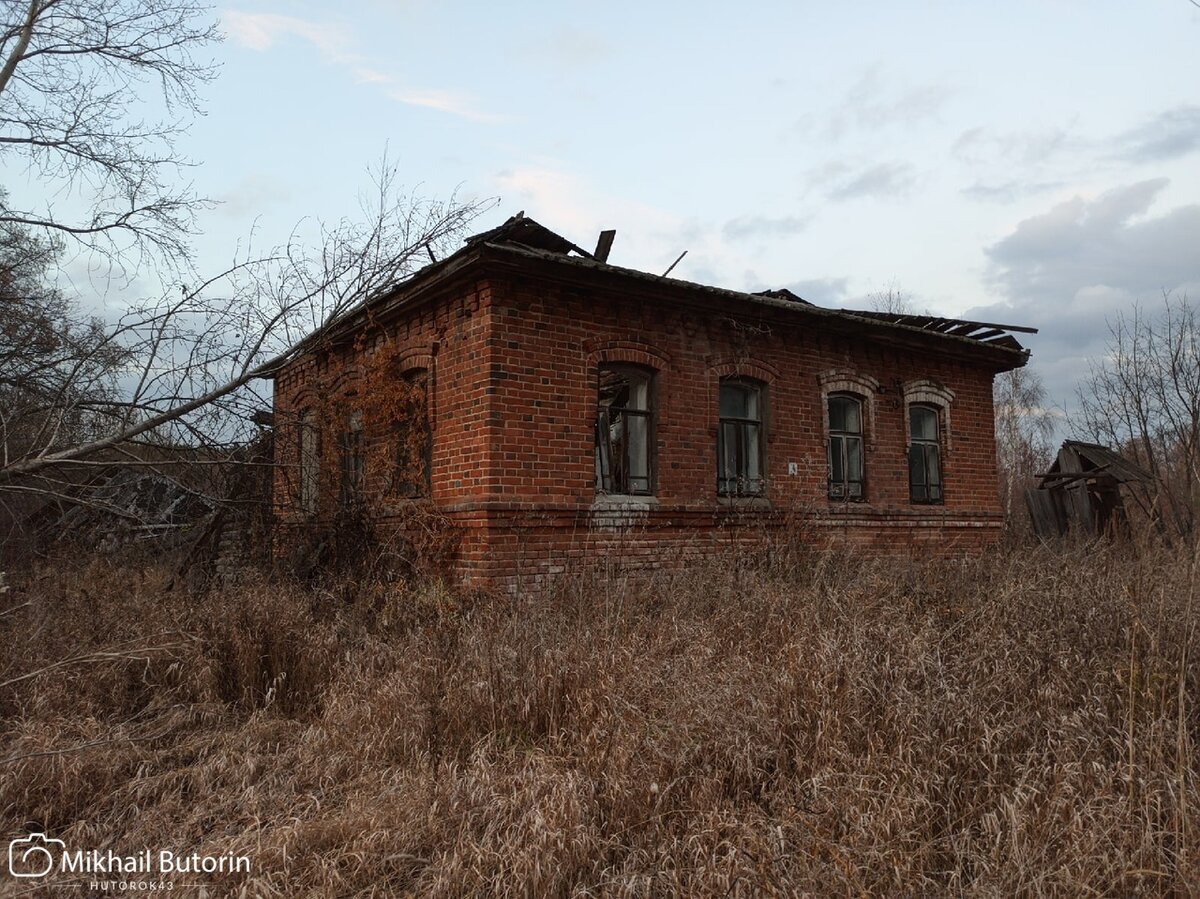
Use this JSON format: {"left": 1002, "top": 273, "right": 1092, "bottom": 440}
{"left": 723, "top": 214, "right": 810, "bottom": 242}
{"left": 214, "top": 172, "right": 291, "bottom": 217}
{"left": 524, "top": 27, "right": 614, "bottom": 71}
{"left": 492, "top": 166, "right": 750, "bottom": 287}
{"left": 222, "top": 11, "right": 350, "bottom": 56}
{"left": 221, "top": 9, "right": 499, "bottom": 123}
{"left": 1115, "top": 105, "right": 1200, "bottom": 163}
{"left": 384, "top": 88, "right": 502, "bottom": 124}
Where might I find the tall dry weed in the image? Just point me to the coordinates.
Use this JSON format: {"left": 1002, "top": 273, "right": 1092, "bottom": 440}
{"left": 0, "top": 537, "right": 1196, "bottom": 895}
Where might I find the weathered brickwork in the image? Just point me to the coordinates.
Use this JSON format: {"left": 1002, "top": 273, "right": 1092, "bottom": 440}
{"left": 272, "top": 234, "right": 1024, "bottom": 590}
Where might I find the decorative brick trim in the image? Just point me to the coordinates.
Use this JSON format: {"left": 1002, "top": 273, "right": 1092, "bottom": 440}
{"left": 394, "top": 349, "right": 438, "bottom": 430}
{"left": 395, "top": 350, "right": 434, "bottom": 374}
{"left": 707, "top": 358, "right": 779, "bottom": 384}
{"left": 586, "top": 339, "right": 671, "bottom": 370}
{"left": 818, "top": 368, "right": 881, "bottom": 395}
{"left": 327, "top": 364, "right": 364, "bottom": 397}
{"left": 705, "top": 358, "right": 777, "bottom": 431}
{"left": 818, "top": 368, "right": 880, "bottom": 449}
{"left": 289, "top": 385, "right": 324, "bottom": 416}
{"left": 903, "top": 378, "right": 955, "bottom": 450}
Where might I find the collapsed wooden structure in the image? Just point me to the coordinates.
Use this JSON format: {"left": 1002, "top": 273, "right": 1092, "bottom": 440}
{"left": 1026, "top": 441, "right": 1152, "bottom": 538}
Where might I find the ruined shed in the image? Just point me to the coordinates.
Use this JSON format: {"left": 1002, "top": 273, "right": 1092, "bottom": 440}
{"left": 1026, "top": 441, "right": 1151, "bottom": 538}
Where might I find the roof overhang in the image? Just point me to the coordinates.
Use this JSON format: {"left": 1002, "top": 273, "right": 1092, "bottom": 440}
{"left": 281, "top": 214, "right": 1032, "bottom": 374}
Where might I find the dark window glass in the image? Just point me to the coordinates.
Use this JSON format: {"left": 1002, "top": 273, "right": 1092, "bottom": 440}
{"left": 909, "top": 404, "right": 943, "bottom": 504}
{"left": 595, "top": 366, "right": 653, "bottom": 495}
{"left": 828, "top": 394, "right": 864, "bottom": 500}
{"left": 717, "top": 380, "right": 765, "bottom": 496}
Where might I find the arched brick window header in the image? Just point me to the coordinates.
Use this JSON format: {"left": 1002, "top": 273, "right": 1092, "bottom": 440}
{"left": 327, "top": 365, "right": 364, "bottom": 397}
{"left": 393, "top": 349, "right": 435, "bottom": 375}
{"left": 290, "top": 384, "right": 324, "bottom": 413}
{"left": 705, "top": 359, "right": 777, "bottom": 430}
{"left": 388, "top": 348, "right": 437, "bottom": 431}
{"left": 818, "top": 368, "right": 880, "bottom": 395}
{"left": 708, "top": 358, "right": 779, "bottom": 384}
{"left": 818, "top": 369, "right": 880, "bottom": 449}
{"left": 903, "top": 378, "right": 955, "bottom": 450}
{"left": 586, "top": 339, "right": 671, "bottom": 371}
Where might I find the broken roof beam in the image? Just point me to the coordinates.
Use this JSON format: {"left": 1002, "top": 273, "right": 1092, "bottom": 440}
{"left": 593, "top": 229, "right": 615, "bottom": 263}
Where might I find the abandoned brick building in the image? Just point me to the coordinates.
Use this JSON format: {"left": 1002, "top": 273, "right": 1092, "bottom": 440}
{"left": 271, "top": 214, "right": 1034, "bottom": 586}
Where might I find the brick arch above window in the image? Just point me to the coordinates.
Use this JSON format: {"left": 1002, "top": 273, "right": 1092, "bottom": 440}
{"left": 707, "top": 358, "right": 779, "bottom": 384}
{"left": 326, "top": 365, "right": 365, "bottom": 398}
{"left": 903, "top": 378, "right": 955, "bottom": 450}
{"left": 818, "top": 369, "right": 880, "bottom": 449}
{"left": 290, "top": 384, "right": 324, "bottom": 413}
{"left": 396, "top": 352, "right": 434, "bottom": 374}
{"left": 391, "top": 349, "right": 438, "bottom": 429}
{"left": 705, "top": 359, "right": 778, "bottom": 430}
{"left": 585, "top": 339, "right": 671, "bottom": 371}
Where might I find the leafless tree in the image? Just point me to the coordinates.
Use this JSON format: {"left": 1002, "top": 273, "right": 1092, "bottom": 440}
{"left": 0, "top": 218, "right": 127, "bottom": 469}
{"left": 0, "top": 163, "right": 491, "bottom": 488}
{"left": 994, "top": 366, "right": 1056, "bottom": 517}
{"left": 0, "top": 0, "right": 219, "bottom": 271}
{"left": 0, "top": 1, "right": 491, "bottom": 556}
{"left": 1076, "top": 292, "right": 1200, "bottom": 534}
{"left": 867, "top": 281, "right": 916, "bottom": 315}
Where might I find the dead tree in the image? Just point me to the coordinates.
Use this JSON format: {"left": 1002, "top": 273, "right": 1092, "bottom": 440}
{"left": 0, "top": 0, "right": 220, "bottom": 271}
{"left": 994, "top": 366, "right": 1056, "bottom": 518}
{"left": 1076, "top": 292, "right": 1200, "bottom": 535}
{"left": 0, "top": 161, "right": 492, "bottom": 560}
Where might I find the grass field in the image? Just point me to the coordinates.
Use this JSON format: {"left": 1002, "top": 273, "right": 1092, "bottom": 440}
{"left": 1, "top": 538, "right": 1197, "bottom": 896}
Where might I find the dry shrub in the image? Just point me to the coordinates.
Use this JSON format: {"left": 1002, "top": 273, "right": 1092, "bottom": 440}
{"left": 0, "top": 537, "right": 1198, "bottom": 895}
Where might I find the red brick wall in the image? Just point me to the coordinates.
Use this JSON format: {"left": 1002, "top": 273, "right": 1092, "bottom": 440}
{"left": 272, "top": 262, "right": 1011, "bottom": 589}
{"left": 271, "top": 277, "right": 498, "bottom": 565}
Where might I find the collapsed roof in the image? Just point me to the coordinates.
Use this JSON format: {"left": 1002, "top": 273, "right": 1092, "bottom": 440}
{"left": 309, "top": 212, "right": 1035, "bottom": 369}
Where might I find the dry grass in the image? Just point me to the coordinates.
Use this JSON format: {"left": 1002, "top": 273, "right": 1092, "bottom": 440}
{"left": 1, "top": 537, "right": 1198, "bottom": 896}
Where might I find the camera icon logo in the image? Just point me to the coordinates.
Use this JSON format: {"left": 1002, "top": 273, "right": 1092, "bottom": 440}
{"left": 8, "top": 832, "right": 64, "bottom": 878}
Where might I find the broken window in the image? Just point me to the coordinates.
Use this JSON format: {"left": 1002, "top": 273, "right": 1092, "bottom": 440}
{"left": 297, "top": 410, "right": 320, "bottom": 515}
{"left": 908, "top": 404, "right": 943, "bottom": 504}
{"left": 338, "top": 410, "right": 364, "bottom": 508}
{"left": 827, "top": 393, "right": 864, "bottom": 500}
{"left": 717, "top": 379, "right": 765, "bottom": 496}
{"left": 595, "top": 365, "right": 653, "bottom": 495}
{"left": 395, "top": 369, "right": 432, "bottom": 498}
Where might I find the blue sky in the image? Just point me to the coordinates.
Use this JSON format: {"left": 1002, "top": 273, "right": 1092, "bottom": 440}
{"left": 49, "top": 1, "right": 1200, "bottom": 412}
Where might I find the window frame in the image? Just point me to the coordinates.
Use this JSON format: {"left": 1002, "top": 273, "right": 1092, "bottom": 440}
{"left": 827, "top": 392, "right": 866, "bottom": 502}
{"left": 394, "top": 368, "right": 433, "bottom": 499}
{"left": 717, "top": 377, "right": 766, "bottom": 497}
{"left": 297, "top": 410, "right": 320, "bottom": 516}
{"left": 594, "top": 363, "right": 656, "bottom": 497}
{"left": 338, "top": 409, "right": 365, "bottom": 509}
{"left": 907, "top": 403, "right": 944, "bottom": 505}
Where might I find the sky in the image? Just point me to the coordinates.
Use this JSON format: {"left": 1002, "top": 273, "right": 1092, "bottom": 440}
{"left": 29, "top": 1, "right": 1200, "bottom": 418}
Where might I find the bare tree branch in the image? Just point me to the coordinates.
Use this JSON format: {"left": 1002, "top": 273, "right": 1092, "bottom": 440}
{"left": 0, "top": 164, "right": 495, "bottom": 493}
{"left": 0, "top": 0, "right": 219, "bottom": 271}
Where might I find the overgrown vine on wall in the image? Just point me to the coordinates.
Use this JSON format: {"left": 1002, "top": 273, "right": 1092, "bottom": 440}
{"left": 291, "top": 324, "right": 459, "bottom": 578}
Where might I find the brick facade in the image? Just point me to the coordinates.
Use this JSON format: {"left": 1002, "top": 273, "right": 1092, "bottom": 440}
{"left": 272, "top": 219, "right": 1028, "bottom": 590}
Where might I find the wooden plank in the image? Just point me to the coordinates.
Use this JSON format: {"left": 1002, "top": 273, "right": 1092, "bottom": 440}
{"left": 1066, "top": 483, "right": 1095, "bottom": 534}
{"left": 1025, "top": 488, "right": 1064, "bottom": 538}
